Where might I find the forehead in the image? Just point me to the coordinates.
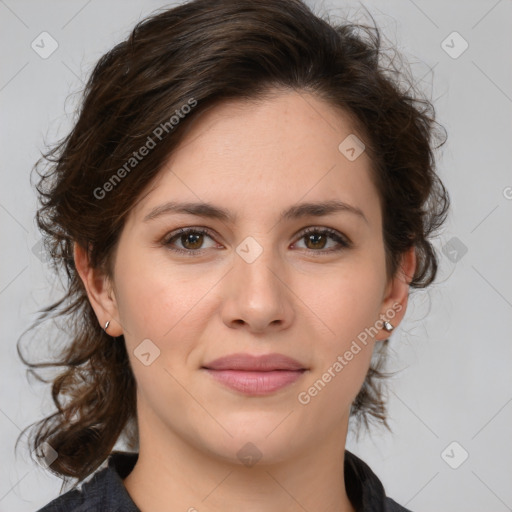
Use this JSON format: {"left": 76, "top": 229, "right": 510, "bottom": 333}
{"left": 129, "top": 89, "right": 380, "bottom": 227}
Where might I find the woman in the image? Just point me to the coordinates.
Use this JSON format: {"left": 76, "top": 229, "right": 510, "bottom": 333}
{"left": 18, "top": 0, "right": 449, "bottom": 510}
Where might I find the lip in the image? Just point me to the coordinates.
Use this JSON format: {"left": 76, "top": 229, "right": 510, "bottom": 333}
{"left": 202, "top": 352, "right": 306, "bottom": 371}
{"left": 201, "top": 353, "right": 308, "bottom": 395}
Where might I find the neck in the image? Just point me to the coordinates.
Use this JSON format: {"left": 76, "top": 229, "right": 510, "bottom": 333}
{"left": 123, "top": 409, "right": 356, "bottom": 512}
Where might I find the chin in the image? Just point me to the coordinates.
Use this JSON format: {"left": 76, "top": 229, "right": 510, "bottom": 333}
{"left": 201, "top": 422, "right": 304, "bottom": 468}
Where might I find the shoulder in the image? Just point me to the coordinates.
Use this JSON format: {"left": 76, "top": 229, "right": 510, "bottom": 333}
{"left": 384, "top": 497, "right": 413, "bottom": 512}
{"left": 34, "top": 451, "right": 140, "bottom": 512}
{"left": 344, "top": 450, "right": 413, "bottom": 512}
{"left": 34, "top": 472, "right": 106, "bottom": 512}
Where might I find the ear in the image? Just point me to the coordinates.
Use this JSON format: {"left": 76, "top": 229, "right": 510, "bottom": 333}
{"left": 73, "top": 242, "right": 124, "bottom": 337}
{"left": 374, "top": 246, "right": 416, "bottom": 341}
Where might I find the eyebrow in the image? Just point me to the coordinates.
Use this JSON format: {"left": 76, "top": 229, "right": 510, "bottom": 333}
{"left": 143, "top": 199, "right": 368, "bottom": 225}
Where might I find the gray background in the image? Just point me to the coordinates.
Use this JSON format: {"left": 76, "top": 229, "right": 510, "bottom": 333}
{"left": 1, "top": 0, "right": 511, "bottom": 510}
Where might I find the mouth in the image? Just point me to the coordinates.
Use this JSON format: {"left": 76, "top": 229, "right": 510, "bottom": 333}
{"left": 201, "top": 353, "right": 308, "bottom": 395}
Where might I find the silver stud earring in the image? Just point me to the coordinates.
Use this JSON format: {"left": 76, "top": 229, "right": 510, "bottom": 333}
{"left": 383, "top": 320, "right": 394, "bottom": 332}
{"left": 104, "top": 320, "right": 110, "bottom": 333}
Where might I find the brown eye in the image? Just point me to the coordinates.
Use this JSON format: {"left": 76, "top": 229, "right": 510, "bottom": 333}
{"left": 304, "top": 231, "right": 328, "bottom": 250}
{"left": 161, "top": 226, "right": 351, "bottom": 257}
{"left": 180, "top": 231, "right": 204, "bottom": 250}
{"left": 295, "top": 227, "right": 351, "bottom": 253}
{"left": 163, "top": 228, "right": 216, "bottom": 255}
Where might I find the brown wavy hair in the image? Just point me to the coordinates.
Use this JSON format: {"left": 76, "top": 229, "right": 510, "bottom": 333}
{"left": 16, "top": 0, "right": 449, "bottom": 490}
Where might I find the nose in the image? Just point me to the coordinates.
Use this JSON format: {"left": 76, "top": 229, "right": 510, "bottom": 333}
{"left": 220, "top": 242, "right": 294, "bottom": 334}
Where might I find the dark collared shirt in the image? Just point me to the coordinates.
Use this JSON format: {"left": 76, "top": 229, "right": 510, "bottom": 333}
{"left": 35, "top": 450, "right": 412, "bottom": 511}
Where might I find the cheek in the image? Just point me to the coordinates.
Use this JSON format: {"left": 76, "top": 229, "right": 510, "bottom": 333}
{"left": 113, "top": 248, "right": 221, "bottom": 360}
{"left": 295, "top": 253, "right": 386, "bottom": 399}
{"left": 296, "top": 274, "right": 382, "bottom": 423}
{"left": 114, "top": 248, "right": 178, "bottom": 333}
{"left": 301, "top": 254, "right": 387, "bottom": 347}
{"left": 113, "top": 251, "right": 208, "bottom": 404}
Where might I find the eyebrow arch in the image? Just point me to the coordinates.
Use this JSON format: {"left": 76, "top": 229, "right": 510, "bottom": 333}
{"left": 143, "top": 199, "right": 368, "bottom": 225}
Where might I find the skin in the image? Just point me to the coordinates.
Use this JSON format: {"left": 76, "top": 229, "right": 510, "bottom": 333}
{"left": 75, "top": 88, "right": 416, "bottom": 512}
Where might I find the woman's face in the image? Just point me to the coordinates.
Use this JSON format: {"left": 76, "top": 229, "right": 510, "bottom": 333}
{"left": 85, "top": 89, "right": 412, "bottom": 465}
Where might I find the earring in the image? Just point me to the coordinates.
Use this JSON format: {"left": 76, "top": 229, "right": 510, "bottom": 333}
{"left": 104, "top": 320, "right": 110, "bottom": 333}
{"left": 383, "top": 320, "right": 394, "bottom": 332}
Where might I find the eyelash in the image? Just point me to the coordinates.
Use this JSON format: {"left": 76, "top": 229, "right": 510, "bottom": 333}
{"left": 161, "top": 226, "right": 351, "bottom": 256}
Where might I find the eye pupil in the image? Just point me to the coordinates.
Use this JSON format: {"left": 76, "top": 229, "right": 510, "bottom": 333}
{"left": 182, "top": 232, "right": 203, "bottom": 249}
{"left": 305, "top": 233, "right": 326, "bottom": 250}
